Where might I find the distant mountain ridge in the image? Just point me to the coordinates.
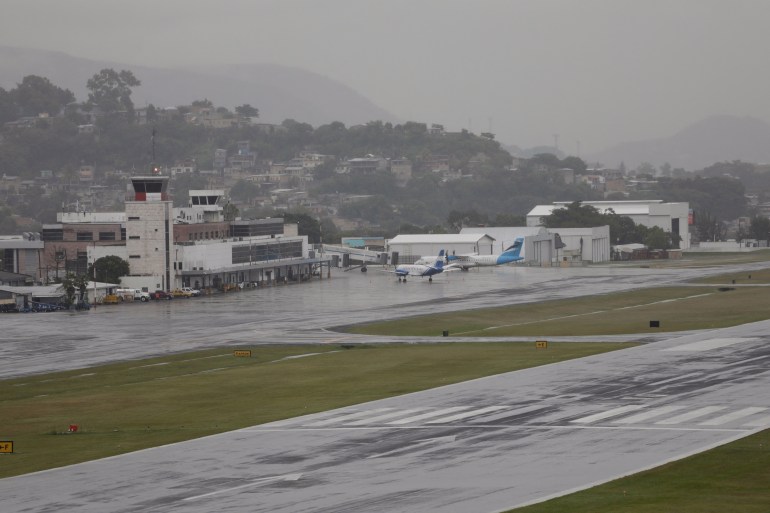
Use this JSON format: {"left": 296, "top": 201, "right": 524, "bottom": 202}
{"left": 0, "top": 46, "right": 397, "bottom": 127}
{"left": 589, "top": 115, "right": 770, "bottom": 171}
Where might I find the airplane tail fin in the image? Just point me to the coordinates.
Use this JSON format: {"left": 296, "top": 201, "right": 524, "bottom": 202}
{"left": 502, "top": 237, "right": 524, "bottom": 259}
{"left": 433, "top": 249, "right": 445, "bottom": 269}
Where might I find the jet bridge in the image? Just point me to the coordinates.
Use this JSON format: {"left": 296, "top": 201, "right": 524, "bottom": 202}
{"left": 320, "top": 244, "right": 388, "bottom": 270}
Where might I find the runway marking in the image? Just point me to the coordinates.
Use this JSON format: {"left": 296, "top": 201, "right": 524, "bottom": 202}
{"left": 572, "top": 405, "right": 645, "bottom": 424}
{"left": 388, "top": 407, "right": 468, "bottom": 425}
{"left": 645, "top": 372, "right": 703, "bottom": 387}
{"left": 346, "top": 409, "right": 424, "bottom": 425}
{"left": 468, "top": 404, "right": 550, "bottom": 423}
{"left": 307, "top": 408, "right": 393, "bottom": 427}
{"left": 426, "top": 406, "right": 510, "bottom": 424}
{"left": 367, "top": 435, "right": 457, "bottom": 459}
{"left": 613, "top": 405, "right": 686, "bottom": 424}
{"left": 182, "top": 473, "right": 302, "bottom": 501}
{"left": 662, "top": 337, "right": 758, "bottom": 352}
{"left": 655, "top": 406, "right": 727, "bottom": 425}
{"left": 744, "top": 415, "right": 770, "bottom": 427}
{"left": 699, "top": 407, "right": 767, "bottom": 426}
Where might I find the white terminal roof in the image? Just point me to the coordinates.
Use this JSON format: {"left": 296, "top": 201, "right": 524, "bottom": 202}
{"left": 388, "top": 233, "right": 495, "bottom": 245}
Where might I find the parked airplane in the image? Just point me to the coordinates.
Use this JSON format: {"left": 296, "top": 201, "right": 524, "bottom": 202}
{"left": 416, "top": 237, "right": 524, "bottom": 270}
{"left": 386, "top": 250, "right": 455, "bottom": 282}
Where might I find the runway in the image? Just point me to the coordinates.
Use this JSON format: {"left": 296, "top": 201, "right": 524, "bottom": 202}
{"left": 2, "top": 262, "right": 770, "bottom": 511}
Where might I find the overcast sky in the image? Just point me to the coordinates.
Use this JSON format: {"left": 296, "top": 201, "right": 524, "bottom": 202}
{"left": 3, "top": 0, "right": 769, "bottom": 154}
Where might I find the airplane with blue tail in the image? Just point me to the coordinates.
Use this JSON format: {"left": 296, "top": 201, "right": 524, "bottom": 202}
{"left": 384, "top": 249, "right": 457, "bottom": 282}
{"left": 416, "top": 237, "right": 525, "bottom": 270}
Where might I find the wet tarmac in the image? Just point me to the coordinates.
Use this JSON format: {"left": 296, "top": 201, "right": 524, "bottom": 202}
{"left": 2, "top": 262, "right": 767, "bottom": 379}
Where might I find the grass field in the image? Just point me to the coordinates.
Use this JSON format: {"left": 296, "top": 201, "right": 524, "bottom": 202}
{"left": 509, "top": 428, "right": 770, "bottom": 513}
{"left": 643, "top": 250, "right": 770, "bottom": 268}
{"left": 0, "top": 342, "right": 629, "bottom": 479}
{"left": 344, "top": 285, "right": 770, "bottom": 337}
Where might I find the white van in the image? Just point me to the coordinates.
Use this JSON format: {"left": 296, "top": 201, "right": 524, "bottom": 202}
{"left": 115, "top": 288, "right": 150, "bottom": 302}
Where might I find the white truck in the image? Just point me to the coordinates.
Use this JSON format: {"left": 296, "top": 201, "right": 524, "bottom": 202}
{"left": 115, "top": 288, "right": 151, "bottom": 302}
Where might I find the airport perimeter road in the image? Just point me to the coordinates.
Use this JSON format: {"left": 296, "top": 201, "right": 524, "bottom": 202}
{"left": 2, "top": 321, "right": 769, "bottom": 512}
{"left": 1, "top": 261, "right": 768, "bottom": 379}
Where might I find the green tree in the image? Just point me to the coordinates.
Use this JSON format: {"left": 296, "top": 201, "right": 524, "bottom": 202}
{"left": 282, "top": 212, "right": 321, "bottom": 243}
{"left": 223, "top": 202, "right": 239, "bottom": 222}
{"left": 86, "top": 69, "right": 141, "bottom": 117}
{"left": 0, "top": 87, "right": 19, "bottom": 123}
{"left": 87, "top": 255, "right": 129, "bottom": 284}
{"left": 228, "top": 179, "right": 260, "bottom": 203}
{"left": 235, "top": 104, "right": 259, "bottom": 117}
{"left": 748, "top": 215, "right": 770, "bottom": 244}
{"left": 59, "top": 272, "right": 90, "bottom": 307}
{"left": 542, "top": 201, "right": 604, "bottom": 228}
{"left": 13, "top": 75, "right": 75, "bottom": 117}
{"left": 644, "top": 226, "right": 678, "bottom": 250}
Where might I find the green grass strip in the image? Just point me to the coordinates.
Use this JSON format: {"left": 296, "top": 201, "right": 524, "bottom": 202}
{"left": 344, "top": 285, "right": 770, "bottom": 337}
{"left": 509, "top": 428, "right": 770, "bottom": 513}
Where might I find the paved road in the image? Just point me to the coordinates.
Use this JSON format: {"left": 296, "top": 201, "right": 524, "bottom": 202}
{"left": 2, "top": 261, "right": 770, "bottom": 512}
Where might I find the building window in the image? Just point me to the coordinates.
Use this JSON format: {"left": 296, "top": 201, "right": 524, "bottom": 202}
{"left": 129, "top": 255, "right": 141, "bottom": 259}
{"left": 129, "top": 235, "right": 140, "bottom": 240}
{"left": 99, "top": 232, "right": 116, "bottom": 241}
{"left": 128, "top": 216, "right": 140, "bottom": 220}
{"left": 76, "top": 231, "right": 93, "bottom": 241}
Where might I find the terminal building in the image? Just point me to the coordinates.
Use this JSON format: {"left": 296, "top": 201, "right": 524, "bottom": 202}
{"left": 33, "top": 175, "right": 322, "bottom": 295}
{"left": 88, "top": 175, "right": 319, "bottom": 293}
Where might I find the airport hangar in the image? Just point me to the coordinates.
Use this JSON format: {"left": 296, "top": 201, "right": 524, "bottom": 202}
{"left": 526, "top": 200, "right": 691, "bottom": 249}
{"left": 386, "top": 226, "right": 611, "bottom": 265}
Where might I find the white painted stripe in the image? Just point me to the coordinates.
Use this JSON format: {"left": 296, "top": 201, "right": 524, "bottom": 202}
{"left": 346, "top": 409, "right": 424, "bottom": 426}
{"left": 306, "top": 408, "right": 392, "bottom": 427}
{"left": 469, "top": 404, "right": 550, "bottom": 423}
{"left": 700, "top": 407, "right": 767, "bottom": 426}
{"left": 426, "top": 406, "right": 509, "bottom": 424}
{"left": 655, "top": 406, "right": 726, "bottom": 425}
{"left": 572, "top": 405, "right": 645, "bottom": 424}
{"left": 744, "top": 415, "right": 770, "bottom": 428}
{"left": 646, "top": 372, "right": 703, "bottom": 387}
{"left": 661, "top": 337, "right": 757, "bottom": 352}
{"left": 387, "top": 407, "right": 468, "bottom": 425}
{"left": 613, "top": 405, "right": 686, "bottom": 424}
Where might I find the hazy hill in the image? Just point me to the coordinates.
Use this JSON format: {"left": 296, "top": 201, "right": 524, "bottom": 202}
{"left": 589, "top": 115, "right": 770, "bottom": 171}
{"left": 0, "top": 46, "right": 397, "bottom": 127}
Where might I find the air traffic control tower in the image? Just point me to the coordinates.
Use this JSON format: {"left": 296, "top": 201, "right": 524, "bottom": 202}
{"left": 125, "top": 175, "right": 174, "bottom": 292}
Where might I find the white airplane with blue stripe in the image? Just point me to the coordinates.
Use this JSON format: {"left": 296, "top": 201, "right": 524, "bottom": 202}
{"left": 386, "top": 249, "right": 456, "bottom": 282}
{"left": 418, "top": 237, "right": 524, "bottom": 270}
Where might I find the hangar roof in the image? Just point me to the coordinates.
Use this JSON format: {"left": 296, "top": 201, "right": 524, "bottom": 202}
{"left": 388, "top": 233, "right": 495, "bottom": 245}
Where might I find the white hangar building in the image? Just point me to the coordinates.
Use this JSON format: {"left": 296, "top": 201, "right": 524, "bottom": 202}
{"left": 386, "top": 233, "right": 496, "bottom": 264}
{"left": 461, "top": 226, "right": 612, "bottom": 264}
{"left": 527, "top": 200, "right": 690, "bottom": 249}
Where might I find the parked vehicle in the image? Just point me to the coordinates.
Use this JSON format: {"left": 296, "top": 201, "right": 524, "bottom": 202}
{"left": 171, "top": 288, "right": 193, "bottom": 298}
{"left": 115, "top": 288, "right": 151, "bottom": 302}
{"left": 180, "top": 286, "right": 201, "bottom": 297}
{"left": 151, "top": 290, "right": 173, "bottom": 300}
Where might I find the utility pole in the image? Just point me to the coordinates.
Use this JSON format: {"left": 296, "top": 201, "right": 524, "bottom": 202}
{"left": 553, "top": 134, "right": 559, "bottom": 153}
